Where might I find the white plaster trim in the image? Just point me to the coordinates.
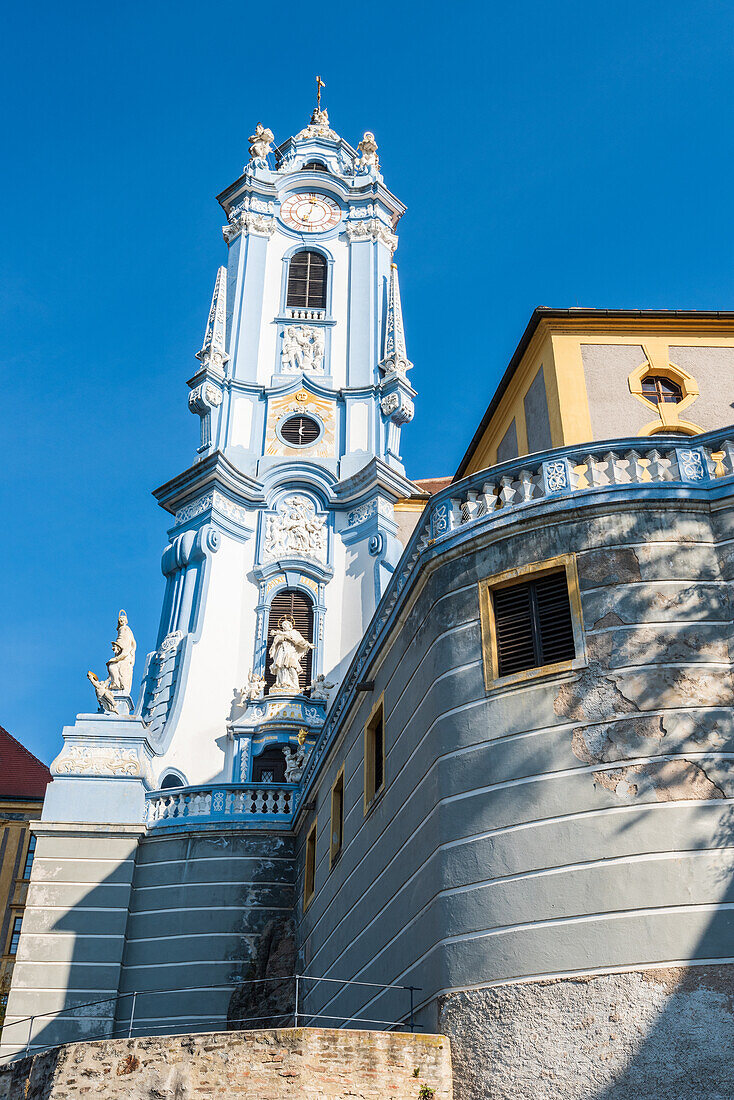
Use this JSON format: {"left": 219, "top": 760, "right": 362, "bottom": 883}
{"left": 133, "top": 879, "right": 287, "bottom": 892}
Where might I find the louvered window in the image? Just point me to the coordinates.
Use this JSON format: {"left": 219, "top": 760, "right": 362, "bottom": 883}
{"left": 286, "top": 251, "right": 327, "bottom": 309}
{"left": 493, "top": 571, "right": 576, "bottom": 677}
{"left": 265, "top": 589, "right": 314, "bottom": 694}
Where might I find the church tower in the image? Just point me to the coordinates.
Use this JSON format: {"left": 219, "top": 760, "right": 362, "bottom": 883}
{"left": 138, "top": 102, "right": 418, "bottom": 789}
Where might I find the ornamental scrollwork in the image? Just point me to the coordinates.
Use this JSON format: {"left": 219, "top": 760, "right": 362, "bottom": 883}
{"left": 223, "top": 212, "right": 276, "bottom": 244}
{"left": 52, "top": 745, "right": 142, "bottom": 778}
{"left": 345, "top": 219, "right": 398, "bottom": 251}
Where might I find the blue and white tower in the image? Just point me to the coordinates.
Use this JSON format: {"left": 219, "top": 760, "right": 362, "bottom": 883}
{"left": 139, "top": 105, "right": 418, "bottom": 789}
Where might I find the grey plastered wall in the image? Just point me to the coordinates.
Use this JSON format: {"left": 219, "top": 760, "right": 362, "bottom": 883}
{"left": 114, "top": 829, "right": 295, "bottom": 1034}
{"left": 496, "top": 419, "right": 518, "bottom": 463}
{"left": 523, "top": 366, "right": 552, "bottom": 454}
{"left": 295, "top": 496, "right": 734, "bottom": 1039}
{"left": 581, "top": 344, "right": 651, "bottom": 439}
{"left": 582, "top": 343, "right": 734, "bottom": 442}
{"left": 0, "top": 826, "right": 144, "bottom": 1059}
{"left": 669, "top": 345, "right": 734, "bottom": 431}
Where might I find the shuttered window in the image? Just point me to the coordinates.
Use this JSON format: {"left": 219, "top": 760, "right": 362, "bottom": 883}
{"left": 265, "top": 589, "right": 314, "bottom": 694}
{"left": 493, "top": 571, "right": 575, "bottom": 677}
{"left": 286, "top": 251, "right": 327, "bottom": 309}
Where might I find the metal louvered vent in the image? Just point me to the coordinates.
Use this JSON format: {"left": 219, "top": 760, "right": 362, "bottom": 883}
{"left": 280, "top": 415, "right": 321, "bottom": 446}
{"left": 265, "top": 589, "right": 314, "bottom": 693}
{"left": 493, "top": 571, "right": 575, "bottom": 677}
{"left": 286, "top": 251, "right": 327, "bottom": 309}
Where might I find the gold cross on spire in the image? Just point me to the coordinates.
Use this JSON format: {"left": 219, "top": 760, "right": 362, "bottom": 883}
{"left": 316, "top": 75, "right": 325, "bottom": 110}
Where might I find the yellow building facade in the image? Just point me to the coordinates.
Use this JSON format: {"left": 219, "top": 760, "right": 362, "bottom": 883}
{"left": 456, "top": 308, "right": 734, "bottom": 477}
{"left": 0, "top": 729, "right": 50, "bottom": 1030}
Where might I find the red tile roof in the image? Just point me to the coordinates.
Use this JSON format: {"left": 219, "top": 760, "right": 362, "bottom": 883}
{"left": 414, "top": 476, "right": 453, "bottom": 495}
{"left": 0, "top": 726, "right": 51, "bottom": 800}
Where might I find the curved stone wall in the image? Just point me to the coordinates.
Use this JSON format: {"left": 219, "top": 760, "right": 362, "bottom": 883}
{"left": 296, "top": 490, "right": 734, "bottom": 1063}
{"left": 115, "top": 830, "right": 295, "bottom": 1036}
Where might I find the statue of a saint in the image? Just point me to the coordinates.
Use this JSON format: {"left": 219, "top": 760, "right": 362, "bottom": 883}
{"left": 269, "top": 617, "right": 314, "bottom": 694}
{"left": 355, "top": 131, "right": 379, "bottom": 173}
{"left": 106, "top": 610, "right": 136, "bottom": 694}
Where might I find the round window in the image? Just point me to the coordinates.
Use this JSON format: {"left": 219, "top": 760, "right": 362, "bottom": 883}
{"left": 280, "top": 414, "right": 321, "bottom": 446}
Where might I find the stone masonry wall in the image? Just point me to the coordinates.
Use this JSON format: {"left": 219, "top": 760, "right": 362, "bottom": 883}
{"left": 0, "top": 1027, "right": 452, "bottom": 1100}
{"left": 439, "top": 965, "right": 734, "bottom": 1100}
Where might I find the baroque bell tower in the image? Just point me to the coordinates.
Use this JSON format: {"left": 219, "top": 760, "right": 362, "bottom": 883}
{"left": 138, "top": 99, "right": 418, "bottom": 787}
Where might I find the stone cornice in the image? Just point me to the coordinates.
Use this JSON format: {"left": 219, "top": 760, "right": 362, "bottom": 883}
{"left": 153, "top": 452, "right": 266, "bottom": 516}
{"left": 332, "top": 457, "right": 421, "bottom": 509}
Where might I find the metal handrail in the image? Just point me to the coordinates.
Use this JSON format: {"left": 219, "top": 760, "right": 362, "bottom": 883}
{"left": 1, "top": 973, "right": 422, "bottom": 1061}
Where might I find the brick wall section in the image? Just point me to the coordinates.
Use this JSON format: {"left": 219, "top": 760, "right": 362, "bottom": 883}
{"left": 0, "top": 1027, "right": 452, "bottom": 1100}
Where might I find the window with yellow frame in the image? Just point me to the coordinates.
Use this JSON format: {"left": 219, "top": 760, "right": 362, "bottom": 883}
{"left": 330, "top": 766, "right": 344, "bottom": 868}
{"left": 303, "top": 818, "right": 317, "bottom": 910}
{"left": 478, "top": 554, "right": 587, "bottom": 690}
{"left": 363, "top": 695, "right": 385, "bottom": 813}
{"left": 628, "top": 353, "right": 702, "bottom": 437}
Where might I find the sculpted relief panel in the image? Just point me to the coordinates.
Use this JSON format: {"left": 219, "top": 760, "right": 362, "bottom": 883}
{"left": 263, "top": 495, "right": 327, "bottom": 563}
{"left": 281, "top": 326, "right": 325, "bottom": 373}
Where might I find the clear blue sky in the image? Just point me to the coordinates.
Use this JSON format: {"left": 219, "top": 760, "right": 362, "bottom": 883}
{"left": 2, "top": 0, "right": 733, "bottom": 763}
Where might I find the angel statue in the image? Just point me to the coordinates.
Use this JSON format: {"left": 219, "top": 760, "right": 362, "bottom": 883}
{"left": 309, "top": 674, "right": 334, "bottom": 702}
{"left": 248, "top": 123, "right": 274, "bottom": 163}
{"left": 269, "top": 617, "right": 314, "bottom": 694}
{"left": 240, "top": 670, "right": 266, "bottom": 703}
{"left": 87, "top": 671, "right": 118, "bottom": 714}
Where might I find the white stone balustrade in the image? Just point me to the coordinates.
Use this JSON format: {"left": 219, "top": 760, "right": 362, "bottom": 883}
{"left": 146, "top": 784, "right": 295, "bottom": 826}
{"left": 429, "top": 438, "right": 731, "bottom": 542}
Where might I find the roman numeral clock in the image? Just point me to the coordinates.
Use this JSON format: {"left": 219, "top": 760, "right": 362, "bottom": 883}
{"left": 280, "top": 192, "right": 342, "bottom": 232}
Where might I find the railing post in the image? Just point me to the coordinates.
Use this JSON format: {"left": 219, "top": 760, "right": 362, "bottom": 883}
{"left": 25, "top": 1015, "right": 34, "bottom": 1056}
{"left": 294, "top": 975, "right": 299, "bottom": 1029}
{"left": 409, "top": 987, "right": 415, "bottom": 1033}
{"left": 127, "top": 991, "right": 137, "bottom": 1039}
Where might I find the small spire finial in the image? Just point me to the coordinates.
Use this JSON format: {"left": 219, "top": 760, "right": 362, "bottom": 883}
{"left": 316, "top": 75, "right": 325, "bottom": 111}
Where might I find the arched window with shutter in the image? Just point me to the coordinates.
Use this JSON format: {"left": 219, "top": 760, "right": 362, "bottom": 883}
{"left": 286, "top": 251, "right": 327, "bottom": 310}
{"left": 264, "top": 588, "right": 314, "bottom": 694}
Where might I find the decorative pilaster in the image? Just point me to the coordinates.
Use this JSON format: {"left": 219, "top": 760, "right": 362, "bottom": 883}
{"left": 196, "top": 266, "right": 229, "bottom": 377}
{"left": 378, "top": 265, "right": 415, "bottom": 469}
{"left": 188, "top": 266, "right": 228, "bottom": 454}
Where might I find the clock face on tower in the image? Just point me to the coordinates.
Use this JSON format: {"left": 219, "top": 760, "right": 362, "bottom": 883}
{"left": 280, "top": 192, "right": 341, "bottom": 233}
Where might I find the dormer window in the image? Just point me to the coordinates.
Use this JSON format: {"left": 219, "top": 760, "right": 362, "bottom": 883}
{"left": 303, "top": 160, "right": 328, "bottom": 171}
{"left": 287, "top": 251, "right": 327, "bottom": 310}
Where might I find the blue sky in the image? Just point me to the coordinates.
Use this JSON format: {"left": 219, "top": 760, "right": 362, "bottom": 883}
{"left": 2, "top": 0, "right": 734, "bottom": 762}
